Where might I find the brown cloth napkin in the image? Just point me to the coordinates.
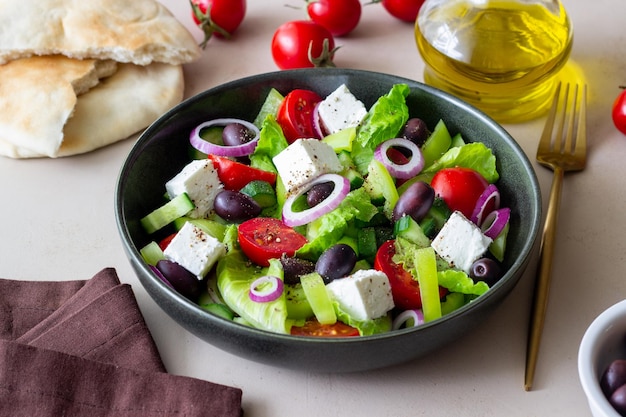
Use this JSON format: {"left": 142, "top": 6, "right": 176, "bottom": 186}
{"left": 0, "top": 268, "right": 243, "bottom": 417}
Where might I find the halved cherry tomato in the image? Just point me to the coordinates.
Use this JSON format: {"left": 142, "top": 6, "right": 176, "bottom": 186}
{"left": 207, "top": 154, "right": 276, "bottom": 191}
{"left": 290, "top": 319, "right": 360, "bottom": 337}
{"left": 374, "top": 240, "right": 446, "bottom": 310}
{"left": 430, "top": 167, "right": 489, "bottom": 219}
{"left": 158, "top": 233, "right": 177, "bottom": 251}
{"left": 238, "top": 217, "right": 308, "bottom": 266}
{"left": 276, "top": 89, "right": 322, "bottom": 143}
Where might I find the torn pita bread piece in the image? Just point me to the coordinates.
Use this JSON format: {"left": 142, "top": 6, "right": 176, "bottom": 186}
{"left": 0, "top": 61, "right": 184, "bottom": 158}
{"left": 0, "top": 0, "right": 201, "bottom": 65}
{"left": 0, "top": 56, "right": 118, "bottom": 158}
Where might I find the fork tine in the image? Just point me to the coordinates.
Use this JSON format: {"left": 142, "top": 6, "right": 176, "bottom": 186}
{"left": 575, "top": 84, "right": 588, "bottom": 165}
{"left": 537, "top": 83, "right": 562, "bottom": 156}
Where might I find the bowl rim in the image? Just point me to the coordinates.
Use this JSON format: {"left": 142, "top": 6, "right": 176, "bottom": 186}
{"left": 578, "top": 299, "right": 626, "bottom": 416}
{"left": 115, "top": 68, "right": 542, "bottom": 345}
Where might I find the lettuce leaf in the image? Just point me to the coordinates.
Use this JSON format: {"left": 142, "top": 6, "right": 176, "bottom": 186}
{"left": 334, "top": 303, "right": 393, "bottom": 336}
{"left": 296, "top": 188, "right": 378, "bottom": 260}
{"left": 249, "top": 115, "right": 289, "bottom": 174}
{"left": 437, "top": 269, "right": 489, "bottom": 296}
{"left": 423, "top": 142, "right": 499, "bottom": 183}
{"left": 352, "top": 84, "right": 410, "bottom": 174}
{"left": 216, "top": 225, "right": 293, "bottom": 334}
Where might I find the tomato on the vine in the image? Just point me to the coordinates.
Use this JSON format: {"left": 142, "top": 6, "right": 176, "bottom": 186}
{"left": 190, "top": 0, "right": 246, "bottom": 48}
{"left": 377, "top": 0, "right": 425, "bottom": 23}
{"left": 430, "top": 167, "right": 489, "bottom": 219}
{"left": 307, "top": 0, "right": 362, "bottom": 37}
{"left": 613, "top": 87, "right": 626, "bottom": 135}
{"left": 276, "top": 89, "right": 322, "bottom": 143}
{"left": 271, "top": 20, "right": 336, "bottom": 70}
{"left": 237, "top": 217, "right": 308, "bottom": 266}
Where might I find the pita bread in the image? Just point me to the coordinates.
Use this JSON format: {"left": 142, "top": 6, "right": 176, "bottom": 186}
{"left": 0, "top": 61, "right": 184, "bottom": 158}
{"left": 0, "top": 0, "right": 201, "bottom": 65}
{"left": 0, "top": 56, "right": 118, "bottom": 157}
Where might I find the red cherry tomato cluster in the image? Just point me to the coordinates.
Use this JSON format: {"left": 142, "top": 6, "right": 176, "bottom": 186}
{"left": 188, "top": 0, "right": 427, "bottom": 69}
{"left": 613, "top": 86, "right": 626, "bottom": 136}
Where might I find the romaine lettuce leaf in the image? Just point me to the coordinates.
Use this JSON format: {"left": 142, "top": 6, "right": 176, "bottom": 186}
{"left": 296, "top": 188, "right": 378, "bottom": 260}
{"left": 249, "top": 115, "right": 289, "bottom": 174}
{"left": 334, "top": 303, "right": 393, "bottom": 336}
{"left": 437, "top": 269, "right": 489, "bottom": 296}
{"left": 423, "top": 142, "right": 499, "bottom": 183}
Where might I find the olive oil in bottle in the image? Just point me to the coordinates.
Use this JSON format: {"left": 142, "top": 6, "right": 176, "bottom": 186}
{"left": 415, "top": 0, "right": 573, "bottom": 123}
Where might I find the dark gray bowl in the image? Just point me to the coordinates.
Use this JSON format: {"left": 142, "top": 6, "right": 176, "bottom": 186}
{"left": 115, "top": 68, "right": 541, "bottom": 373}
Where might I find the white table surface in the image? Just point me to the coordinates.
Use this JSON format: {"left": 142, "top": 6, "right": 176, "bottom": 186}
{"left": 2, "top": 0, "right": 625, "bottom": 415}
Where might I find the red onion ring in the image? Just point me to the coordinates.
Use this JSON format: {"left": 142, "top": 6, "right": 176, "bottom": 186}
{"left": 392, "top": 309, "right": 424, "bottom": 330}
{"left": 471, "top": 184, "right": 501, "bottom": 226}
{"left": 282, "top": 173, "right": 350, "bottom": 227}
{"left": 374, "top": 138, "right": 425, "bottom": 179}
{"left": 149, "top": 265, "right": 174, "bottom": 290}
{"left": 481, "top": 208, "right": 511, "bottom": 239}
{"left": 189, "top": 118, "right": 260, "bottom": 157}
{"left": 312, "top": 102, "right": 327, "bottom": 139}
{"left": 249, "top": 275, "right": 284, "bottom": 303}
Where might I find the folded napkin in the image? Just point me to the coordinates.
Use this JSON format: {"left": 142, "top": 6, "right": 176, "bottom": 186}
{"left": 0, "top": 268, "right": 243, "bottom": 417}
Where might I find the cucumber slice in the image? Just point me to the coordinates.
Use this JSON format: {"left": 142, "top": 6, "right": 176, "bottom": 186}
{"left": 300, "top": 273, "right": 336, "bottom": 325}
{"left": 140, "top": 241, "right": 165, "bottom": 265}
{"left": 173, "top": 217, "right": 227, "bottom": 241}
{"left": 357, "top": 227, "right": 377, "bottom": 264}
{"left": 285, "top": 283, "right": 314, "bottom": 320}
{"left": 489, "top": 222, "right": 509, "bottom": 262}
{"left": 201, "top": 303, "right": 235, "bottom": 320}
{"left": 413, "top": 247, "right": 442, "bottom": 322}
{"left": 253, "top": 88, "right": 284, "bottom": 129}
{"left": 240, "top": 180, "right": 277, "bottom": 208}
{"left": 421, "top": 119, "right": 452, "bottom": 167}
{"left": 394, "top": 215, "right": 430, "bottom": 247}
{"left": 140, "top": 193, "right": 194, "bottom": 234}
{"left": 322, "top": 127, "right": 356, "bottom": 152}
{"left": 363, "top": 159, "right": 398, "bottom": 218}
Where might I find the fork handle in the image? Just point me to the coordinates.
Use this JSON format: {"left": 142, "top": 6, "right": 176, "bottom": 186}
{"left": 524, "top": 166, "right": 565, "bottom": 391}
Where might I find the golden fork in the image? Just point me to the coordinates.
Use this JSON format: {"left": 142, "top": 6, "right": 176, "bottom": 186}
{"left": 524, "top": 82, "right": 587, "bottom": 391}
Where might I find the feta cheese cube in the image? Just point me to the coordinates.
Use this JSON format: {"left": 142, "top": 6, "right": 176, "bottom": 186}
{"left": 272, "top": 138, "right": 342, "bottom": 193}
{"left": 431, "top": 211, "right": 493, "bottom": 274}
{"left": 163, "top": 221, "right": 226, "bottom": 279}
{"left": 326, "top": 269, "right": 395, "bottom": 321}
{"left": 165, "top": 159, "right": 222, "bottom": 219}
{"left": 317, "top": 84, "right": 368, "bottom": 134}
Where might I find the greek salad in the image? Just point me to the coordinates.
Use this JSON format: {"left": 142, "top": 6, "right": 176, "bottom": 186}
{"left": 138, "top": 83, "right": 511, "bottom": 337}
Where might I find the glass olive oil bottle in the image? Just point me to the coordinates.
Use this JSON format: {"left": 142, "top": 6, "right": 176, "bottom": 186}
{"left": 415, "top": 0, "right": 573, "bottom": 123}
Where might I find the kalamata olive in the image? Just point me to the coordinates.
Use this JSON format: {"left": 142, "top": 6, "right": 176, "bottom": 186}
{"left": 306, "top": 181, "right": 334, "bottom": 207}
{"left": 280, "top": 255, "right": 316, "bottom": 285}
{"left": 156, "top": 259, "right": 201, "bottom": 301}
{"left": 469, "top": 257, "right": 502, "bottom": 286}
{"left": 401, "top": 118, "right": 430, "bottom": 147}
{"left": 315, "top": 244, "right": 357, "bottom": 284}
{"left": 602, "top": 360, "right": 626, "bottom": 398}
{"left": 222, "top": 122, "right": 255, "bottom": 146}
{"left": 392, "top": 181, "right": 435, "bottom": 222}
{"left": 214, "top": 190, "right": 261, "bottom": 222}
{"left": 611, "top": 384, "right": 626, "bottom": 416}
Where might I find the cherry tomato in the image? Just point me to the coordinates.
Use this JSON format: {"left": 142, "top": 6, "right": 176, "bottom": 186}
{"left": 238, "top": 217, "right": 308, "bottom": 266}
{"left": 158, "top": 233, "right": 177, "bottom": 251}
{"left": 190, "top": 0, "right": 246, "bottom": 48}
{"left": 374, "top": 240, "right": 447, "bottom": 310}
{"left": 307, "top": 0, "right": 362, "bottom": 37}
{"left": 207, "top": 154, "right": 276, "bottom": 191}
{"left": 290, "top": 319, "right": 360, "bottom": 337}
{"left": 613, "top": 87, "right": 626, "bottom": 135}
{"left": 276, "top": 89, "right": 322, "bottom": 143}
{"left": 271, "top": 20, "right": 336, "bottom": 70}
{"left": 430, "top": 167, "right": 489, "bottom": 219}
{"left": 379, "top": 0, "right": 425, "bottom": 23}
